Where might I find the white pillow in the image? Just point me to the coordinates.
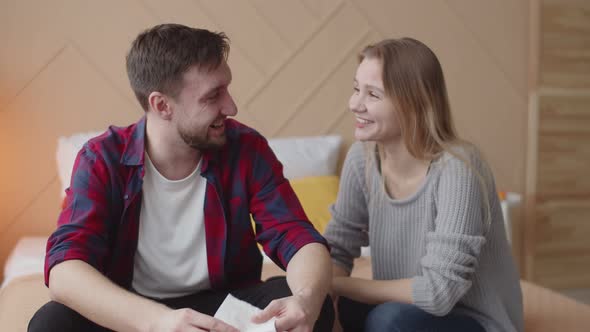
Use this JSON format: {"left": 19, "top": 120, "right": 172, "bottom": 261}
{"left": 268, "top": 135, "right": 342, "bottom": 180}
{"left": 56, "top": 132, "right": 342, "bottom": 197}
{"left": 2, "top": 236, "right": 48, "bottom": 288}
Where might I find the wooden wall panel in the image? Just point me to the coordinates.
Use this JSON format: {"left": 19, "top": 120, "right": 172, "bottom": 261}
{"left": 530, "top": 0, "right": 590, "bottom": 289}
{"left": 277, "top": 32, "right": 381, "bottom": 138}
{"left": 301, "top": 0, "right": 343, "bottom": 20}
{"left": 250, "top": 0, "right": 317, "bottom": 49}
{"left": 540, "top": 0, "right": 590, "bottom": 89}
{"left": 537, "top": 134, "right": 590, "bottom": 197}
{"left": 534, "top": 94, "right": 590, "bottom": 288}
{"left": 535, "top": 199, "right": 590, "bottom": 254}
{"left": 537, "top": 94, "right": 590, "bottom": 197}
{"left": 0, "top": 0, "right": 529, "bottom": 281}
{"left": 445, "top": 0, "right": 529, "bottom": 94}
{"left": 535, "top": 253, "right": 590, "bottom": 289}
{"left": 539, "top": 95, "right": 590, "bottom": 134}
{"left": 534, "top": 198, "right": 590, "bottom": 289}
{"left": 247, "top": 2, "right": 369, "bottom": 136}
{"left": 0, "top": 0, "right": 65, "bottom": 108}
{"left": 197, "top": 0, "right": 289, "bottom": 76}
{"left": 58, "top": 0, "right": 159, "bottom": 105}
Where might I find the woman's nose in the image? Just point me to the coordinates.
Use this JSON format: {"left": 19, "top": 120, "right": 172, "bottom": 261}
{"left": 349, "top": 95, "right": 366, "bottom": 113}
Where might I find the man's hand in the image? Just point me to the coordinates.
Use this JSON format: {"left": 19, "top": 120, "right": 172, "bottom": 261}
{"left": 148, "top": 308, "right": 239, "bottom": 332}
{"left": 251, "top": 295, "right": 321, "bottom": 332}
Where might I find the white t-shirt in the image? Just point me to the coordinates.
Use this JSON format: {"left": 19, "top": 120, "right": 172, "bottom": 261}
{"left": 132, "top": 154, "right": 210, "bottom": 298}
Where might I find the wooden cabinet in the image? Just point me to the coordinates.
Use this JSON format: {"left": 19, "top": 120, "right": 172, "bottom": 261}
{"left": 527, "top": 0, "right": 590, "bottom": 289}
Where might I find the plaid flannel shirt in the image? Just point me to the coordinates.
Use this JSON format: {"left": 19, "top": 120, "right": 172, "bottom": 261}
{"left": 45, "top": 116, "right": 327, "bottom": 290}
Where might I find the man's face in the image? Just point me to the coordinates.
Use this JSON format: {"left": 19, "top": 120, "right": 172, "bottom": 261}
{"left": 170, "top": 61, "right": 237, "bottom": 150}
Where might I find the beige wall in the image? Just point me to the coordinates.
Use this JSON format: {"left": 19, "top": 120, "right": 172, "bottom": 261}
{"left": 0, "top": 0, "right": 529, "bottom": 278}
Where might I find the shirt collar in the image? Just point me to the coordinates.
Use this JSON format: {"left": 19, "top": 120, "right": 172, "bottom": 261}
{"left": 119, "top": 115, "right": 220, "bottom": 173}
{"left": 120, "top": 116, "right": 146, "bottom": 166}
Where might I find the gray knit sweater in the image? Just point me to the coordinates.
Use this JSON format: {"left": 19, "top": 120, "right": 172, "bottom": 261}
{"left": 325, "top": 142, "right": 523, "bottom": 332}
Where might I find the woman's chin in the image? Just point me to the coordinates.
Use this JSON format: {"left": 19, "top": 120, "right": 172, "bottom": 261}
{"left": 355, "top": 132, "right": 374, "bottom": 142}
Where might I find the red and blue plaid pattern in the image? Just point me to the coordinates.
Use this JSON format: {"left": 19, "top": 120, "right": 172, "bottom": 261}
{"left": 45, "top": 117, "right": 328, "bottom": 290}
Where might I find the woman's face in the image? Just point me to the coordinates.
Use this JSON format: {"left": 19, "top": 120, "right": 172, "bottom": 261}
{"left": 349, "top": 58, "right": 401, "bottom": 144}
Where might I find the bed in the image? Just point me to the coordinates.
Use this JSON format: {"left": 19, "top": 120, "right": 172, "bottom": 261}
{"left": 1, "top": 133, "right": 589, "bottom": 331}
{"left": 2, "top": 243, "right": 590, "bottom": 332}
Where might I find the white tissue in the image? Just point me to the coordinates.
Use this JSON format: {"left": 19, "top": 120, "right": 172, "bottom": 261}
{"left": 214, "top": 294, "right": 276, "bottom": 332}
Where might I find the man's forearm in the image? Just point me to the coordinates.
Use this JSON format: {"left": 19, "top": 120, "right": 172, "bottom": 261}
{"left": 286, "top": 243, "right": 332, "bottom": 308}
{"left": 49, "top": 260, "right": 169, "bottom": 332}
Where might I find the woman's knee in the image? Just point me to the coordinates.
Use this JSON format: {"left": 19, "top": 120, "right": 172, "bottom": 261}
{"left": 364, "top": 302, "right": 423, "bottom": 332}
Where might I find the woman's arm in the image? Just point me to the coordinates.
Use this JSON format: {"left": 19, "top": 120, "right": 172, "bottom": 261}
{"left": 333, "top": 277, "right": 413, "bottom": 305}
{"left": 324, "top": 142, "right": 371, "bottom": 273}
{"left": 412, "top": 154, "right": 488, "bottom": 316}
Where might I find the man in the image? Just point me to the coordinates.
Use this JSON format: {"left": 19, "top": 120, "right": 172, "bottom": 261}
{"left": 28, "top": 23, "right": 333, "bottom": 332}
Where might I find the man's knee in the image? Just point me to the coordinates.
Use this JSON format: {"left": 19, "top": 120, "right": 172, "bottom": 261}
{"left": 28, "top": 301, "right": 96, "bottom": 332}
{"left": 313, "top": 294, "right": 335, "bottom": 332}
{"left": 261, "top": 277, "right": 334, "bottom": 332}
{"left": 244, "top": 277, "right": 333, "bottom": 331}
{"left": 263, "top": 276, "right": 292, "bottom": 298}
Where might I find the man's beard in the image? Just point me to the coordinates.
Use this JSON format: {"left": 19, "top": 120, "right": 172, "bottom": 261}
{"left": 179, "top": 127, "right": 226, "bottom": 150}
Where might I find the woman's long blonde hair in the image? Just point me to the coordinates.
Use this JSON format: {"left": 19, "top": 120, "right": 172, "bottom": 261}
{"left": 360, "top": 38, "right": 493, "bottom": 230}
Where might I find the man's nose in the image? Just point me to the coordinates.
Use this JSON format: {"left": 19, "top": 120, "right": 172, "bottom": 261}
{"left": 222, "top": 94, "right": 238, "bottom": 116}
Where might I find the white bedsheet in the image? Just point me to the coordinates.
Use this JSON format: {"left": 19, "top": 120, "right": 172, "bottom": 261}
{"left": 2, "top": 237, "right": 47, "bottom": 288}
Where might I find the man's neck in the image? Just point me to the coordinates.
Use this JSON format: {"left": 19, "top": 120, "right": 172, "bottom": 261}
{"left": 145, "top": 115, "right": 202, "bottom": 181}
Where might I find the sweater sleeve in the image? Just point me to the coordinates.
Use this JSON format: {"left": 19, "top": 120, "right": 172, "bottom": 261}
{"left": 412, "top": 155, "right": 488, "bottom": 316}
{"left": 324, "top": 142, "right": 370, "bottom": 273}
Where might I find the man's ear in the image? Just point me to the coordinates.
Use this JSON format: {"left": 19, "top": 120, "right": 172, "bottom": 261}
{"left": 147, "top": 91, "right": 173, "bottom": 120}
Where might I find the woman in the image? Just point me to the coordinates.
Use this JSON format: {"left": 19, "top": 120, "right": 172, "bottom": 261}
{"left": 324, "top": 38, "right": 523, "bottom": 332}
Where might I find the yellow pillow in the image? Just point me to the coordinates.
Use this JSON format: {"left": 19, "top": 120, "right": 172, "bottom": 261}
{"left": 290, "top": 175, "right": 339, "bottom": 233}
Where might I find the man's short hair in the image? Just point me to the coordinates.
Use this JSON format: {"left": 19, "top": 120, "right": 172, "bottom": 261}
{"left": 126, "top": 23, "right": 230, "bottom": 111}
